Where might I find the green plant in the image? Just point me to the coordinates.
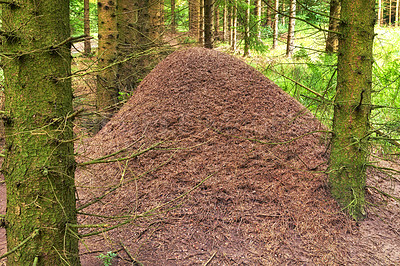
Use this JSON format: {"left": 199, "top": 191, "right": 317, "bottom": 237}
{"left": 97, "top": 251, "right": 117, "bottom": 266}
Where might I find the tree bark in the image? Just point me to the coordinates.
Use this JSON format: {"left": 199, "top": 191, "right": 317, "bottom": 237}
{"left": 97, "top": 0, "right": 118, "bottom": 116}
{"left": 214, "top": 1, "right": 220, "bottom": 40}
{"left": 244, "top": 0, "right": 251, "bottom": 56}
{"left": 227, "top": 0, "right": 232, "bottom": 44}
{"left": 84, "top": 0, "right": 91, "bottom": 55}
{"left": 189, "top": 0, "right": 201, "bottom": 38}
{"left": 377, "top": 0, "right": 382, "bottom": 26}
{"left": 254, "top": 0, "right": 262, "bottom": 39}
{"left": 223, "top": 0, "right": 228, "bottom": 41}
{"left": 204, "top": 0, "right": 213, "bottom": 48}
{"left": 396, "top": 0, "right": 399, "bottom": 27}
{"left": 272, "top": 0, "right": 279, "bottom": 49}
{"left": 199, "top": 0, "right": 205, "bottom": 44}
{"left": 148, "top": 0, "right": 164, "bottom": 43}
{"left": 171, "top": 0, "right": 176, "bottom": 33}
{"left": 2, "top": 0, "right": 80, "bottom": 264}
{"left": 286, "top": 0, "right": 296, "bottom": 57}
{"left": 329, "top": 0, "right": 375, "bottom": 220}
{"left": 325, "top": 0, "right": 341, "bottom": 53}
{"left": 231, "top": 0, "right": 237, "bottom": 51}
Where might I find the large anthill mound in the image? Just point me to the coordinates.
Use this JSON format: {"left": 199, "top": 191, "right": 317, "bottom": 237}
{"left": 75, "top": 48, "right": 381, "bottom": 265}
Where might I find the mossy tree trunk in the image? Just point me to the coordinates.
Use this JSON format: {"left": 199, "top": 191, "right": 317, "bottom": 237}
{"left": 329, "top": 0, "right": 375, "bottom": 220}
{"left": 1, "top": 0, "right": 80, "bottom": 264}
{"left": 97, "top": 0, "right": 118, "bottom": 119}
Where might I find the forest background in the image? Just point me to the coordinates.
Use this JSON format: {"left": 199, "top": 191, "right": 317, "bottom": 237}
{"left": 1, "top": 0, "right": 400, "bottom": 264}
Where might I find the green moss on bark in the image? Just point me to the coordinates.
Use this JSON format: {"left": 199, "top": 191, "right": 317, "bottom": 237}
{"left": 329, "top": 0, "right": 375, "bottom": 220}
{"left": 1, "top": 0, "right": 80, "bottom": 264}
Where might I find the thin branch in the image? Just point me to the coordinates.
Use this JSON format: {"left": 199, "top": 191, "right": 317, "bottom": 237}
{"left": 267, "top": 67, "right": 331, "bottom": 102}
{"left": 367, "top": 185, "right": 400, "bottom": 203}
{"left": 77, "top": 151, "right": 175, "bottom": 211}
{"left": 78, "top": 141, "right": 164, "bottom": 166}
{"left": 0, "top": 229, "right": 39, "bottom": 260}
{"left": 261, "top": 0, "right": 341, "bottom": 35}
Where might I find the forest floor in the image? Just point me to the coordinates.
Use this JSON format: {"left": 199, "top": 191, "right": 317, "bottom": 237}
{"left": 1, "top": 46, "right": 400, "bottom": 265}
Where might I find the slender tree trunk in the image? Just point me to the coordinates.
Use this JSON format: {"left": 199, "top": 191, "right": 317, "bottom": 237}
{"left": 223, "top": 0, "right": 228, "bottom": 41}
{"left": 97, "top": 0, "right": 118, "bottom": 115}
{"left": 377, "top": 0, "right": 383, "bottom": 25}
{"left": 148, "top": 0, "right": 164, "bottom": 43}
{"left": 255, "top": 0, "right": 262, "bottom": 39}
{"left": 266, "top": 0, "right": 272, "bottom": 27}
{"left": 244, "top": 0, "right": 251, "bottom": 56}
{"left": 204, "top": 0, "right": 213, "bottom": 48}
{"left": 272, "top": 0, "right": 279, "bottom": 49}
{"left": 231, "top": 0, "right": 237, "bottom": 51}
{"left": 281, "top": 2, "right": 286, "bottom": 25}
{"left": 329, "top": 0, "right": 375, "bottom": 221}
{"left": 326, "top": 0, "right": 341, "bottom": 52}
{"left": 200, "top": 0, "right": 205, "bottom": 44}
{"left": 84, "top": 0, "right": 91, "bottom": 55}
{"left": 396, "top": 0, "right": 399, "bottom": 26}
{"left": 227, "top": 0, "right": 232, "bottom": 44}
{"left": 2, "top": 0, "right": 80, "bottom": 264}
{"left": 214, "top": 1, "right": 220, "bottom": 40}
{"left": 189, "top": 0, "right": 201, "bottom": 37}
{"left": 286, "top": 0, "right": 296, "bottom": 57}
{"left": 171, "top": 0, "right": 176, "bottom": 33}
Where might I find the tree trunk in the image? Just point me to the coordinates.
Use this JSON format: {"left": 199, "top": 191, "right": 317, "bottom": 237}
{"left": 223, "top": 0, "right": 228, "bottom": 41}
{"left": 84, "top": 0, "right": 91, "bottom": 55}
{"left": 244, "top": 0, "right": 251, "bottom": 56}
{"left": 204, "top": 0, "right": 213, "bottom": 48}
{"left": 389, "top": 0, "right": 392, "bottom": 25}
{"left": 329, "top": 0, "right": 375, "bottom": 221}
{"left": 171, "top": 0, "right": 176, "bottom": 33}
{"left": 231, "top": 0, "right": 237, "bottom": 51}
{"left": 97, "top": 0, "right": 118, "bottom": 117}
{"left": 266, "top": 0, "right": 272, "bottom": 27}
{"left": 286, "top": 0, "right": 296, "bottom": 57}
{"left": 254, "top": 0, "right": 262, "bottom": 39}
{"left": 214, "top": 1, "right": 220, "bottom": 40}
{"left": 189, "top": 0, "right": 201, "bottom": 38}
{"left": 325, "top": 0, "right": 341, "bottom": 53}
{"left": 272, "top": 0, "right": 279, "bottom": 49}
{"left": 148, "top": 0, "right": 164, "bottom": 43}
{"left": 199, "top": 0, "right": 205, "bottom": 44}
{"left": 2, "top": 0, "right": 80, "bottom": 264}
{"left": 227, "top": 0, "right": 232, "bottom": 44}
{"left": 396, "top": 0, "right": 399, "bottom": 27}
{"left": 377, "top": 0, "right": 382, "bottom": 25}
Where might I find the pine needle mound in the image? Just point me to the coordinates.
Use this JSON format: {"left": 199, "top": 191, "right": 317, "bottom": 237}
{"left": 76, "top": 47, "right": 356, "bottom": 265}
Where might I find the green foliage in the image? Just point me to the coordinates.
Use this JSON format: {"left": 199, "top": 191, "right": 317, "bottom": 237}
{"left": 70, "top": 0, "right": 98, "bottom": 35}
{"left": 164, "top": 0, "right": 189, "bottom": 32}
{"left": 97, "top": 251, "right": 117, "bottom": 266}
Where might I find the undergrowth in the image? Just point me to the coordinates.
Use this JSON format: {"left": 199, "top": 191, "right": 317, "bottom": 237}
{"left": 238, "top": 24, "right": 400, "bottom": 155}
